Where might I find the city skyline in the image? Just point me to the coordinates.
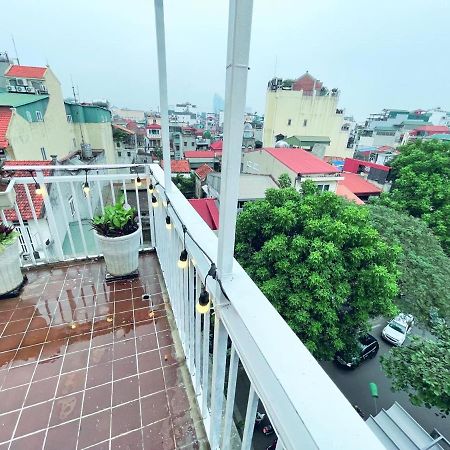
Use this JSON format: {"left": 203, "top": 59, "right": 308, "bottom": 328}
{"left": 1, "top": 0, "right": 449, "bottom": 121}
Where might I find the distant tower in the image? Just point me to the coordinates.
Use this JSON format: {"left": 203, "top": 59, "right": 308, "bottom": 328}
{"left": 213, "top": 93, "right": 224, "bottom": 114}
{"left": 242, "top": 122, "right": 255, "bottom": 149}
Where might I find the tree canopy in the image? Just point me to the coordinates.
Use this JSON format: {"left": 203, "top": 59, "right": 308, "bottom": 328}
{"left": 235, "top": 184, "right": 400, "bottom": 360}
{"left": 380, "top": 140, "right": 450, "bottom": 254}
{"left": 174, "top": 173, "right": 195, "bottom": 199}
{"left": 381, "top": 324, "right": 450, "bottom": 415}
{"left": 277, "top": 173, "right": 292, "bottom": 188}
{"left": 369, "top": 205, "right": 450, "bottom": 328}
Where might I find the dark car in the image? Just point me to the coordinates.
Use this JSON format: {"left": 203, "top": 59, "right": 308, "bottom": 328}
{"left": 335, "top": 334, "right": 379, "bottom": 369}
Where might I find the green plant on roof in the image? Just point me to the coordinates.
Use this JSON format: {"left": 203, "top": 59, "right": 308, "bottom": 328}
{"left": 91, "top": 195, "right": 138, "bottom": 237}
{"left": 0, "top": 224, "right": 19, "bottom": 253}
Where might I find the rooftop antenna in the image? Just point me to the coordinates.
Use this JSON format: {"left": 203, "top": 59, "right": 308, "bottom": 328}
{"left": 11, "top": 35, "right": 20, "bottom": 65}
{"left": 70, "top": 75, "right": 77, "bottom": 102}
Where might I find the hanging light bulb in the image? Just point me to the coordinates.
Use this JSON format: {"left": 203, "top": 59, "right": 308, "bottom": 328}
{"left": 178, "top": 249, "right": 188, "bottom": 269}
{"left": 136, "top": 176, "right": 142, "bottom": 187}
{"left": 35, "top": 182, "right": 43, "bottom": 196}
{"left": 148, "top": 182, "right": 154, "bottom": 194}
{"left": 196, "top": 288, "right": 210, "bottom": 314}
{"left": 83, "top": 181, "right": 90, "bottom": 195}
{"left": 151, "top": 194, "right": 158, "bottom": 207}
{"left": 165, "top": 215, "right": 172, "bottom": 230}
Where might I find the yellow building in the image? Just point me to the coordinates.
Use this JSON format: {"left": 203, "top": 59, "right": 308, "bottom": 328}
{"left": 0, "top": 65, "right": 115, "bottom": 163}
{"left": 263, "top": 73, "right": 352, "bottom": 158}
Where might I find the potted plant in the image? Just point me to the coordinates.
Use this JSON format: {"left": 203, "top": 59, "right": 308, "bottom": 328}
{"left": 0, "top": 224, "right": 24, "bottom": 297}
{"left": 92, "top": 195, "right": 141, "bottom": 277}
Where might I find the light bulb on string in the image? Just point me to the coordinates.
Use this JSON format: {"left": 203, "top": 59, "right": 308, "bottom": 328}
{"left": 136, "top": 176, "right": 142, "bottom": 187}
{"left": 151, "top": 194, "right": 158, "bottom": 207}
{"left": 83, "top": 181, "right": 90, "bottom": 195}
{"left": 165, "top": 215, "right": 172, "bottom": 230}
{"left": 177, "top": 249, "right": 188, "bottom": 269}
{"left": 35, "top": 183, "right": 43, "bottom": 196}
{"left": 196, "top": 288, "right": 211, "bottom": 314}
{"left": 148, "top": 182, "right": 154, "bottom": 194}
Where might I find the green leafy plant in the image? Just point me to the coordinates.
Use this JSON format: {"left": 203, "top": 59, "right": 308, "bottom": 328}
{"left": 0, "top": 224, "right": 19, "bottom": 253}
{"left": 91, "top": 195, "right": 138, "bottom": 237}
{"left": 278, "top": 173, "right": 292, "bottom": 188}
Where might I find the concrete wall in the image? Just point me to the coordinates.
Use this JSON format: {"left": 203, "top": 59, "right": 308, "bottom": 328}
{"left": 263, "top": 90, "right": 351, "bottom": 158}
{"left": 7, "top": 69, "right": 73, "bottom": 160}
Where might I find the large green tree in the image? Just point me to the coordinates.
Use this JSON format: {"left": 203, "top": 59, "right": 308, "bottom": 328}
{"left": 380, "top": 140, "right": 450, "bottom": 254}
{"left": 369, "top": 205, "right": 450, "bottom": 327}
{"left": 235, "top": 184, "right": 400, "bottom": 360}
{"left": 381, "top": 324, "right": 450, "bottom": 415}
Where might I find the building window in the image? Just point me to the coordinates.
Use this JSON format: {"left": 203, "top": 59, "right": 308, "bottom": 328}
{"left": 118, "top": 151, "right": 122, "bottom": 157}
{"left": 127, "top": 151, "right": 131, "bottom": 157}
{"left": 175, "top": 145, "right": 180, "bottom": 151}
{"left": 66, "top": 114, "right": 72, "bottom": 123}
{"left": 287, "top": 119, "right": 292, "bottom": 126}
{"left": 184, "top": 142, "right": 187, "bottom": 147}
{"left": 68, "top": 196, "right": 75, "bottom": 217}
{"left": 116, "top": 142, "right": 120, "bottom": 148}
{"left": 303, "top": 119, "right": 308, "bottom": 127}
{"left": 26, "top": 111, "right": 32, "bottom": 122}
{"left": 40, "top": 147, "right": 47, "bottom": 160}
{"left": 316, "top": 184, "right": 330, "bottom": 192}
{"left": 36, "top": 111, "right": 43, "bottom": 122}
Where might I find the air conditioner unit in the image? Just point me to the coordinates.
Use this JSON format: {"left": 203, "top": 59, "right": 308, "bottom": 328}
{"left": 7, "top": 85, "right": 16, "bottom": 92}
{"left": 16, "top": 86, "right": 25, "bottom": 92}
{"left": 25, "top": 86, "right": 35, "bottom": 94}
{"left": 39, "top": 85, "right": 48, "bottom": 93}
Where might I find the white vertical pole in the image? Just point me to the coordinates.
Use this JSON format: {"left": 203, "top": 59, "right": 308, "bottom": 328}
{"left": 211, "top": 1, "right": 254, "bottom": 447}
{"left": 241, "top": 385, "right": 258, "bottom": 450}
{"left": 154, "top": 0, "right": 172, "bottom": 191}
{"left": 216, "top": 0, "right": 254, "bottom": 277}
{"left": 222, "top": 345, "right": 239, "bottom": 450}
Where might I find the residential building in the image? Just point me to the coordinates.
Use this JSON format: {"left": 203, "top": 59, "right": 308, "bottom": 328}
{"left": 402, "top": 124, "right": 450, "bottom": 144}
{"left": 112, "top": 124, "right": 138, "bottom": 164}
{"left": 242, "top": 147, "right": 342, "bottom": 192}
{"left": 343, "top": 158, "right": 390, "bottom": 185}
{"left": 242, "top": 122, "right": 256, "bottom": 150}
{"left": 193, "top": 163, "right": 214, "bottom": 198}
{"left": 172, "top": 126, "right": 196, "bottom": 159}
{"left": 206, "top": 172, "right": 278, "bottom": 209}
{"left": 263, "top": 72, "right": 351, "bottom": 158}
{"left": 111, "top": 106, "right": 146, "bottom": 122}
{"left": 184, "top": 150, "right": 222, "bottom": 170}
{"left": 355, "top": 145, "right": 399, "bottom": 166}
{"left": 0, "top": 65, "right": 115, "bottom": 163}
{"left": 169, "top": 102, "right": 197, "bottom": 126}
{"left": 146, "top": 122, "right": 162, "bottom": 150}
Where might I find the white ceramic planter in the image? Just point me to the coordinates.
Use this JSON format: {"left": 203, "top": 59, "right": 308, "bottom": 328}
{"left": 0, "top": 180, "right": 16, "bottom": 209}
{"left": 0, "top": 239, "right": 24, "bottom": 296}
{"left": 95, "top": 226, "right": 141, "bottom": 276}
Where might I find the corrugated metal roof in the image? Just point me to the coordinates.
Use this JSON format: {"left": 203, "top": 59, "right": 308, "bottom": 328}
{"left": 264, "top": 148, "right": 339, "bottom": 175}
{"left": 188, "top": 198, "right": 219, "bottom": 230}
{"left": 339, "top": 172, "right": 381, "bottom": 195}
{"left": 161, "top": 159, "right": 191, "bottom": 173}
{"left": 0, "top": 93, "right": 49, "bottom": 107}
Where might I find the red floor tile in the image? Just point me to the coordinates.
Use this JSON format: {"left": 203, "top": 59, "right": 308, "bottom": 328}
{"left": 44, "top": 419, "right": 79, "bottom": 449}
{"left": 139, "top": 368, "right": 165, "bottom": 397}
{"left": 49, "top": 392, "right": 83, "bottom": 426}
{"left": 111, "top": 400, "right": 141, "bottom": 437}
{"left": 3, "top": 363, "right": 36, "bottom": 389}
{"left": 14, "top": 401, "right": 52, "bottom": 437}
{"left": 113, "top": 376, "right": 140, "bottom": 406}
{"left": 9, "top": 430, "right": 45, "bottom": 450}
{"left": 82, "top": 383, "right": 112, "bottom": 415}
{"left": 89, "top": 344, "right": 113, "bottom": 366}
{"left": 138, "top": 350, "right": 161, "bottom": 374}
{"left": 61, "top": 349, "right": 89, "bottom": 374}
{"left": 78, "top": 409, "right": 111, "bottom": 448}
{"left": 24, "top": 377, "right": 57, "bottom": 407}
{"left": 0, "top": 410, "right": 20, "bottom": 443}
{"left": 0, "top": 385, "right": 28, "bottom": 414}
{"left": 141, "top": 391, "right": 170, "bottom": 426}
{"left": 136, "top": 333, "right": 158, "bottom": 353}
{"left": 113, "top": 338, "right": 136, "bottom": 360}
{"left": 113, "top": 356, "right": 137, "bottom": 381}
{"left": 32, "top": 357, "right": 63, "bottom": 382}
{"left": 111, "top": 429, "right": 143, "bottom": 450}
{"left": 3, "top": 319, "right": 30, "bottom": 337}
{"left": 56, "top": 369, "right": 87, "bottom": 397}
{"left": 142, "top": 417, "right": 175, "bottom": 450}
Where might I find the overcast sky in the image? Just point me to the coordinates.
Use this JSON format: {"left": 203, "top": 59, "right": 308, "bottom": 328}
{"left": 2, "top": 0, "right": 449, "bottom": 121}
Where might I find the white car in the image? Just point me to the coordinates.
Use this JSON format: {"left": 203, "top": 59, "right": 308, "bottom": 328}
{"left": 382, "top": 313, "right": 415, "bottom": 346}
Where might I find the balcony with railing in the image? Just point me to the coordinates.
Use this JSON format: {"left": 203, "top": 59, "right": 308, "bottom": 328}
{"left": 0, "top": 162, "right": 386, "bottom": 450}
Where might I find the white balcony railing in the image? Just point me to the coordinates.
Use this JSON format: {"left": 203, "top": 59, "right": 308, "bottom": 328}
{"left": 0, "top": 163, "right": 385, "bottom": 450}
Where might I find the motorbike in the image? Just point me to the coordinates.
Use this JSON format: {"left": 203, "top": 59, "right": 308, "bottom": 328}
{"left": 262, "top": 423, "right": 274, "bottom": 436}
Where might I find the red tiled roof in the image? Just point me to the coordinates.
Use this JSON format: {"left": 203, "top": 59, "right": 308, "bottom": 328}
{"left": 0, "top": 107, "right": 12, "bottom": 149}
{"left": 194, "top": 164, "right": 214, "bottom": 181}
{"left": 264, "top": 148, "right": 339, "bottom": 175}
{"left": 339, "top": 172, "right": 381, "bottom": 196}
{"left": 335, "top": 183, "right": 365, "bottom": 205}
{"left": 146, "top": 123, "right": 161, "bottom": 129}
{"left": 210, "top": 140, "right": 223, "bottom": 151}
{"left": 188, "top": 198, "right": 219, "bottom": 230}
{"left": 161, "top": 159, "right": 191, "bottom": 173}
{"left": 184, "top": 151, "right": 222, "bottom": 159}
{"left": 5, "top": 65, "right": 47, "bottom": 79}
{"left": 3, "top": 161, "right": 53, "bottom": 221}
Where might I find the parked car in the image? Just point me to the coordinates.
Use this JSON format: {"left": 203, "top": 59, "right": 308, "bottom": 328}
{"left": 382, "top": 313, "right": 414, "bottom": 346}
{"left": 335, "top": 334, "right": 379, "bottom": 369}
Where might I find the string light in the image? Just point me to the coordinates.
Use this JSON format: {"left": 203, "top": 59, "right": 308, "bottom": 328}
{"left": 136, "top": 175, "right": 142, "bottom": 187}
{"left": 196, "top": 263, "right": 216, "bottom": 314}
{"left": 83, "top": 169, "right": 90, "bottom": 195}
{"left": 177, "top": 226, "right": 188, "bottom": 269}
{"left": 35, "top": 183, "right": 43, "bottom": 196}
{"left": 165, "top": 215, "right": 172, "bottom": 230}
{"left": 148, "top": 182, "right": 154, "bottom": 194}
{"left": 151, "top": 194, "right": 158, "bottom": 207}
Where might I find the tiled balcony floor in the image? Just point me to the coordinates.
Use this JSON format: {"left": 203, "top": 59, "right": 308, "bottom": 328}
{"left": 0, "top": 253, "right": 204, "bottom": 449}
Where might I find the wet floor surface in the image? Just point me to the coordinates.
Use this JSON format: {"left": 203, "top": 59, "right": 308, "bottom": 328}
{"left": 0, "top": 254, "right": 201, "bottom": 449}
